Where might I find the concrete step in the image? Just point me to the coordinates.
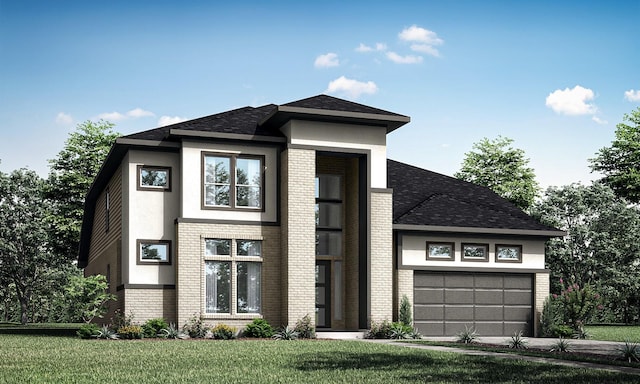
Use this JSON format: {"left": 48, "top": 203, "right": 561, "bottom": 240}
{"left": 316, "top": 331, "right": 367, "bottom": 339}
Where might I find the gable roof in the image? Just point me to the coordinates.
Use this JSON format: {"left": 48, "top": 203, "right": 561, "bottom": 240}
{"left": 388, "top": 159, "right": 563, "bottom": 236}
{"left": 283, "top": 94, "right": 406, "bottom": 117}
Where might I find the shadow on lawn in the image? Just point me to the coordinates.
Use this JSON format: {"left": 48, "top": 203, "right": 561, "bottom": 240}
{"left": 295, "top": 351, "right": 636, "bottom": 383}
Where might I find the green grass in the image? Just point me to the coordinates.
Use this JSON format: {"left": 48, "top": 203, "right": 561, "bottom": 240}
{"left": 586, "top": 325, "right": 640, "bottom": 342}
{"left": 0, "top": 335, "right": 638, "bottom": 383}
{"left": 0, "top": 323, "right": 82, "bottom": 336}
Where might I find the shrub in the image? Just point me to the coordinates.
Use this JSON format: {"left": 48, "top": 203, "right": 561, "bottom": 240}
{"left": 244, "top": 318, "right": 274, "bottom": 338}
{"left": 95, "top": 325, "right": 119, "bottom": 340}
{"left": 77, "top": 323, "right": 100, "bottom": 339}
{"left": 399, "top": 295, "right": 412, "bottom": 326}
{"left": 182, "top": 313, "right": 208, "bottom": 338}
{"left": 550, "top": 337, "right": 572, "bottom": 353}
{"left": 455, "top": 325, "right": 479, "bottom": 344}
{"left": 142, "top": 318, "right": 169, "bottom": 338}
{"left": 364, "top": 320, "right": 392, "bottom": 339}
{"left": 507, "top": 331, "right": 528, "bottom": 349}
{"left": 160, "top": 323, "right": 188, "bottom": 339}
{"left": 117, "top": 325, "right": 144, "bottom": 339}
{"left": 572, "top": 325, "right": 591, "bottom": 340}
{"left": 294, "top": 314, "right": 315, "bottom": 339}
{"left": 555, "top": 279, "right": 602, "bottom": 330}
{"left": 616, "top": 340, "right": 640, "bottom": 363}
{"left": 109, "top": 309, "right": 134, "bottom": 332}
{"left": 389, "top": 322, "right": 413, "bottom": 340}
{"left": 365, "top": 320, "right": 421, "bottom": 340}
{"left": 273, "top": 326, "right": 299, "bottom": 340}
{"left": 211, "top": 323, "right": 237, "bottom": 340}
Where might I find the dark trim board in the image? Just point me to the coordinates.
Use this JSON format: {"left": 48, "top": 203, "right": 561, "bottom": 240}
{"left": 116, "top": 284, "right": 176, "bottom": 291}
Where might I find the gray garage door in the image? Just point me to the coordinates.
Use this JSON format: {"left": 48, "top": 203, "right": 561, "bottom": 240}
{"left": 414, "top": 272, "right": 533, "bottom": 336}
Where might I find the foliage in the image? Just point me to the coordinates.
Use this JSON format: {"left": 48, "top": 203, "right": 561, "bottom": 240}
{"left": 531, "top": 183, "right": 640, "bottom": 324}
{"left": 64, "top": 275, "right": 116, "bottom": 323}
{"left": 159, "top": 323, "right": 188, "bottom": 339}
{"left": 365, "top": 320, "right": 421, "bottom": 340}
{"left": 95, "top": 325, "right": 119, "bottom": 340}
{"left": 273, "top": 326, "right": 299, "bottom": 340}
{"left": 573, "top": 325, "right": 591, "bottom": 340}
{"left": 389, "top": 322, "right": 414, "bottom": 340}
{"left": 109, "top": 309, "right": 134, "bottom": 332}
{"left": 455, "top": 136, "right": 539, "bottom": 210}
{"left": 455, "top": 325, "right": 479, "bottom": 344}
{"left": 590, "top": 108, "right": 640, "bottom": 203}
{"left": 142, "top": 318, "right": 169, "bottom": 338}
{"left": 77, "top": 323, "right": 100, "bottom": 339}
{"left": 507, "top": 331, "right": 528, "bottom": 349}
{"left": 399, "top": 294, "right": 412, "bottom": 326}
{"left": 549, "top": 338, "right": 572, "bottom": 353}
{"left": 554, "top": 279, "right": 602, "bottom": 330}
{"left": 364, "top": 320, "right": 393, "bottom": 339}
{"left": 182, "top": 313, "right": 208, "bottom": 338}
{"left": 117, "top": 325, "right": 144, "bottom": 339}
{"left": 211, "top": 323, "right": 237, "bottom": 340}
{"left": 243, "top": 318, "right": 274, "bottom": 338}
{"left": 45, "top": 120, "right": 119, "bottom": 263}
{"left": 616, "top": 340, "right": 640, "bottom": 363}
{"left": 293, "top": 314, "right": 315, "bottom": 339}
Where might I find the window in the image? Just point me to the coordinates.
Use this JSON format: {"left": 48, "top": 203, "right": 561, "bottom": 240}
{"left": 426, "top": 242, "right": 455, "bottom": 261}
{"left": 315, "top": 175, "right": 342, "bottom": 257}
{"left": 137, "top": 165, "right": 171, "bottom": 191}
{"left": 495, "top": 244, "right": 522, "bottom": 263}
{"left": 105, "top": 187, "right": 110, "bottom": 233}
{"left": 204, "top": 239, "right": 262, "bottom": 315}
{"left": 203, "top": 154, "right": 263, "bottom": 209}
{"left": 462, "top": 243, "right": 489, "bottom": 262}
{"left": 137, "top": 240, "right": 171, "bottom": 264}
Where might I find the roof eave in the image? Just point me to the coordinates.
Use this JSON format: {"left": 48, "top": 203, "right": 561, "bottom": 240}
{"left": 393, "top": 224, "right": 566, "bottom": 238}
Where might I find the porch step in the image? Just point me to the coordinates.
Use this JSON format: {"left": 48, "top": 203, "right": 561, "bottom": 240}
{"left": 316, "top": 331, "right": 367, "bottom": 340}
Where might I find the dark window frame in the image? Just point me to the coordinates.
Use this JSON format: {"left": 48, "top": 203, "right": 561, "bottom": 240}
{"left": 461, "top": 243, "right": 490, "bottom": 262}
{"left": 495, "top": 244, "right": 523, "bottom": 263}
{"left": 136, "top": 239, "right": 172, "bottom": 265}
{"left": 137, "top": 165, "right": 172, "bottom": 192}
{"left": 426, "top": 242, "right": 455, "bottom": 261}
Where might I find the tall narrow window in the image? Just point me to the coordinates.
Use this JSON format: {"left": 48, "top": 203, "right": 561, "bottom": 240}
{"left": 204, "top": 156, "right": 231, "bottom": 207}
{"left": 315, "top": 175, "right": 342, "bottom": 256}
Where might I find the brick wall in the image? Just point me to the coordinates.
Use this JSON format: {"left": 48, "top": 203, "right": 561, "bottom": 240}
{"left": 369, "top": 190, "right": 393, "bottom": 323}
{"left": 124, "top": 288, "right": 177, "bottom": 324}
{"left": 534, "top": 271, "right": 550, "bottom": 337}
{"left": 394, "top": 269, "right": 414, "bottom": 322}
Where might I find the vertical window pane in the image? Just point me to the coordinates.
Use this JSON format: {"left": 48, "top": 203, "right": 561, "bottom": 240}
{"left": 237, "top": 262, "right": 261, "bottom": 313}
{"left": 236, "top": 186, "right": 261, "bottom": 208}
{"left": 204, "top": 156, "right": 231, "bottom": 207}
{"left": 236, "top": 158, "right": 261, "bottom": 208}
{"left": 334, "top": 261, "right": 342, "bottom": 321}
{"left": 205, "top": 239, "right": 231, "bottom": 256}
{"left": 316, "top": 203, "right": 341, "bottom": 228}
{"left": 205, "top": 261, "right": 230, "bottom": 313}
{"left": 237, "top": 240, "right": 262, "bottom": 256}
{"left": 316, "top": 175, "right": 341, "bottom": 200}
{"left": 316, "top": 232, "right": 342, "bottom": 256}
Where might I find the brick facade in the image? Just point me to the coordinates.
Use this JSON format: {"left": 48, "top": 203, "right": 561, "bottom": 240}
{"left": 369, "top": 190, "right": 393, "bottom": 323}
{"left": 534, "top": 271, "right": 550, "bottom": 337}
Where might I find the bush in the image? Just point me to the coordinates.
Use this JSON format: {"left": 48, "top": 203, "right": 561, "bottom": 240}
{"left": 160, "top": 323, "right": 188, "bottom": 339}
{"left": 95, "top": 325, "right": 119, "bottom": 340}
{"left": 243, "top": 318, "right": 274, "bottom": 338}
{"left": 117, "top": 325, "right": 144, "bottom": 339}
{"left": 273, "top": 326, "right": 298, "bottom": 340}
{"left": 507, "top": 331, "right": 528, "bottom": 349}
{"left": 77, "top": 323, "right": 100, "bottom": 339}
{"left": 211, "top": 323, "right": 237, "bottom": 340}
{"left": 109, "top": 309, "right": 134, "bottom": 332}
{"left": 142, "top": 318, "right": 169, "bottom": 338}
{"left": 617, "top": 340, "right": 640, "bottom": 363}
{"left": 365, "top": 320, "right": 421, "bottom": 340}
{"left": 389, "top": 322, "right": 414, "bottom": 340}
{"left": 182, "top": 313, "right": 208, "bottom": 338}
{"left": 455, "top": 325, "right": 479, "bottom": 344}
{"left": 364, "top": 320, "right": 393, "bottom": 339}
{"left": 294, "top": 314, "right": 315, "bottom": 339}
{"left": 399, "top": 295, "right": 412, "bottom": 326}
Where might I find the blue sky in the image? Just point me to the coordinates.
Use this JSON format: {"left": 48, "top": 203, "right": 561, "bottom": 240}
{"left": 1, "top": 0, "right": 639, "bottom": 189}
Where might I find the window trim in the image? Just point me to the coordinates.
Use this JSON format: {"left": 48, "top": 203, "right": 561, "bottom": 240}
{"left": 426, "top": 242, "right": 455, "bottom": 261}
{"left": 201, "top": 152, "right": 265, "bottom": 211}
{"left": 136, "top": 239, "right": 172, "bottom": 265}
{"left": 495, "top": 244, "right": 523, "bottom": 263}
{"left": 137, "top": 165, "right": 172, "bottom": 191}
{"left": 461, "top": 243, "right": 489, "bottom": 262}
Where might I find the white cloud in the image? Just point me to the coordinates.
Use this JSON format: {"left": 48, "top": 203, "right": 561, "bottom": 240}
{"left": 545, "top": 85, "right": 597, "bottom": 115}
{"left": 355, "top": 42, "right": 387, "bottom": 53}
{"left": 55, "top": 112, "right": 73, "bottom": 125}
{"left": 398, "top": 25, "right": 443, "bottom": 58}
{"left": 314, "top": 53, "right": 340, "bottom": 68}
{"left": 325, "top": 76, "right": 378, "bottom": 99}
{"left": 127, "top": 108, "right": 155, "bottom": 118}
{"left": 158, "top": 115, "right": 185, "bottom": 127}
{"left": 97, "top": 111, "right": 127, "bottom": 121}
{"left": 386, "top": 51, "right": 423, "bottom": 64}
{"left": 592, "top": 116, "right": 608, "bottom": 125}
{"left": 624, "top": 89, "right": 640, "bottom": 102}
{"left": 375, "top": 43, "right": 387, "bottom": 51}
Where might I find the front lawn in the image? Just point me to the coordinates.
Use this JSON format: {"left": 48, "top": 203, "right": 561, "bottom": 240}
{"left": 0, "top": 335, "right": 637, "bottom": 383}
{"left": 585, "top": 325, "right": 640, "bottom": 342}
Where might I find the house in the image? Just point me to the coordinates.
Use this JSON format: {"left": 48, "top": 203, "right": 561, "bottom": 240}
{"left": 78, "top": 94, "right": 563, "bottom": 336}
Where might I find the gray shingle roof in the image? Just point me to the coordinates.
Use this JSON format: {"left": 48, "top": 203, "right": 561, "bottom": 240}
{"left": 388, "top": 159, "right": 557, "bottom": 232}
{"left": 283, "top": 94, "right": 407, "bottom": 117}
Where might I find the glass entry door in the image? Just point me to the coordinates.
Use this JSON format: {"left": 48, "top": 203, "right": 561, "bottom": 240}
{"left": 315, "top": 261, "right": 331, "bottom": 328}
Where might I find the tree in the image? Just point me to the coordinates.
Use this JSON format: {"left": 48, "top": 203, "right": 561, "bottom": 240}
{"left": 531, "top": 183, "right": 640, "bottom": 323}
{"left": 455, "top": 136, "right": 539, "bottom": 210}
{"left": 590, "top": 108, "right": 640, "bottom": 203}
{"left": 64, "top": 274, "right": 115, "bottom": 323}
{"left": 46, "top": 120, "right": 119, "bottom": 263}
{"left": 0, "top": 169, "right": 54, "bottom": 324}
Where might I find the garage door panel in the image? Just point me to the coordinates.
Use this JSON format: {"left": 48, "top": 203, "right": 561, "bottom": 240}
{"left": 475, "top": 322, "right": 503, "bottom": 336}
{"left": 504, "top": 291, "right": 532, "bottom": 305}
{"left": 444, "top": 289, "right": 474, "bottom": 304}
{"left": 504, "top": 307, "right": 532, "bottom": 321}
{"left": 504, "top": 322, "right": 528, "bottom": 335}
{"left": 415, "top": 322, "right": 444, "bottom": 336}
{"left": 414, "top": 273, "right": 444, "bottom": 287}
{"left": 414, "top": 288, "right": 444, "bottom": 304}
{"left": 505, "top": 276, "right": 532, "bottom": 289}
{"left": 445, "top": 322, "right": 474, "bottom": 336}
{"left": 444, "top": 306, "right": 474, "bottom": 320}
{"left": 445, "top": 275, "right": 474, "bottom": 288}
{"left": 414, "top": 305, "right": 443, "bottom": 320}
{"left": 475, "top": 306, "right": 504, "bottom": 321}
{"left": 475, "top": 290, "right": 503, "bottom": 304}
{"left": 474, "top": 275, "right": 503, "bottom": 288}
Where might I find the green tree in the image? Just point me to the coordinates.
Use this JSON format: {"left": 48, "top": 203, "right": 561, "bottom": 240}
{"left": 0, "top": 169, "right": 54, "bottom": 324}
{"left": 455, "top": 136, "right": 539, "bottom": 210}
{"left": 531, "top": 183, "right": 640, "bottom": 323}
{"left": 46, "top": 120, "right": 119, "bottom": 263}
{"left": 64, "top": 274, "right": 115, "bottom": 323}
{"left": 590, "top": 108, "right": 640, "bottom": 203}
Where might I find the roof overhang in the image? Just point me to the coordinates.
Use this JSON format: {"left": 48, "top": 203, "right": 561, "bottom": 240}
{"left": 260, "top": 105, "right": 410, "bottom": 134}
{"left": 169, "top": 129, "right": 287, "bottom": 143}
{"left": 393, "top": 224, "right": 566, "bottom": 238}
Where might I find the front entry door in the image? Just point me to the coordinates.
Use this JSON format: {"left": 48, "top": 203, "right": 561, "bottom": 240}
{"left": 315, "top": 261, "right": 331, "bottom": 328}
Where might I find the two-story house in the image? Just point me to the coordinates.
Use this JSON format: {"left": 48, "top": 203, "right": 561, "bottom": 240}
{"left": 79, "top": 95, "right": 563, "bottom": 336}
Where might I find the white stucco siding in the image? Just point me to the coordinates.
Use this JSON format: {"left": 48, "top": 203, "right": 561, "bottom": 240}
{"left": 126, "top": 150, "right": 180, "bottom": 285}
{"left": 282, "top": 120, "right": 388, "bottom": 189}
{"left": 400, "top": 234, "right": 546, "bottom": 270}
{"left": 181, "top": 141, "right": 279, "bottom": 222}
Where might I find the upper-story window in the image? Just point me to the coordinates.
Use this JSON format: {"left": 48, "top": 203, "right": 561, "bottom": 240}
{"left": 203, "top": 153, "right": 263, "bottom": 209}
{"left": 137, "top": 165, "right": 171, "bottom": 191}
